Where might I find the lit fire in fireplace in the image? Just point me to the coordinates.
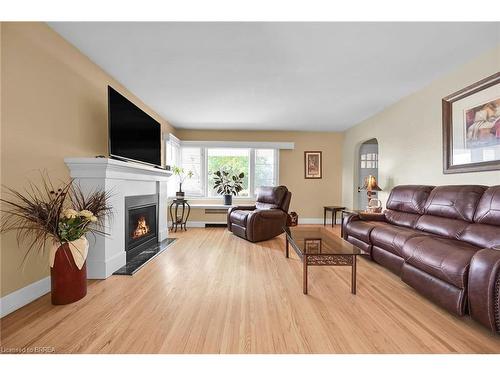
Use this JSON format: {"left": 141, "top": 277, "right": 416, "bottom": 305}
{"left": 132, "top": 216, "right": 150, "bottom": 239}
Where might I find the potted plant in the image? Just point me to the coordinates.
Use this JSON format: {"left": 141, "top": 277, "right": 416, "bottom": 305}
{"left": 212, "top": 169, "right": 245, "bottom": 205}
{"left": 172, "top": 166, "right": 193, "bottom": 199}
{"left": 0, "top": 173, "right": 111, "bottom": 305}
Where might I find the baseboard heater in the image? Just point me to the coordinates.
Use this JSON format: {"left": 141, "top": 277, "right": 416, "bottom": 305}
{"left": 205, "top": 223, "right": 227, "bottom": 228}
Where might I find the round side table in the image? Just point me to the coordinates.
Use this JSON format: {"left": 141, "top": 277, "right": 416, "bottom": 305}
{"left": 169, "top": 199, "right": 191, "bottom": 232}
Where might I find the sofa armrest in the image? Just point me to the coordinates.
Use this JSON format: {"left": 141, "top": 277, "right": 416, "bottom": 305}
{"left": 341, "top": 211, "right": 386, "bottom": 239}
{"left": 468, "top": 247, "right": 500, "bottom": 334}
{"left": 358, "top": 212, "right": 387, "bottom": 222}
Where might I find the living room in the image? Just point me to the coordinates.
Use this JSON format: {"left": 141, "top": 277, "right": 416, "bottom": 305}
{"left": 1, "top": 1, "right": 500, "bottom": 371}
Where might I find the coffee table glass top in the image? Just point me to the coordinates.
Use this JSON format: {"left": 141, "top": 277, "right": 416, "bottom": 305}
{"left": 284, "top": 226, "right": 363, "bottom": 257}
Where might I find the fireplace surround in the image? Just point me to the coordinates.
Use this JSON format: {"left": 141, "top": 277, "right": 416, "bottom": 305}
{"left": 125, "top": 194, "right": 159, "bottom": 261}
{"left": 64, "top": 157, "right": 171, "bottom": 278}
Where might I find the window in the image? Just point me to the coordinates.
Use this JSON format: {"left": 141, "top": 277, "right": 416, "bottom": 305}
{"left": 207, "top": 148, "right": 250, "bottom": 197}
{"left": 165, "top": 136, "right": 280, "bottom": 198}
{"left": 255, "top": 149, "right": 276, "bottom": 189}
{"left": 180, "top": 147, "right": 204, "bottom": 196}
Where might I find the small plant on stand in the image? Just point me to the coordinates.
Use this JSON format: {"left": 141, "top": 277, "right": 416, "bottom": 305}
{"left": 172, "top": 166, "right": 193, "bottom": 199}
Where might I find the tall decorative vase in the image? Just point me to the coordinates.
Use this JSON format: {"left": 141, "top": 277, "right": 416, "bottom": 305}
{"left": 50, "top": 242, "right": 87, "bottom": 305}
{"left": 224, "top": 194, "right": 233, "bottom": 205}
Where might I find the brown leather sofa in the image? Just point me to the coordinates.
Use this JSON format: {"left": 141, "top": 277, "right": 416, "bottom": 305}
{"left": 343, "top": 184, "right": 500, "bottom": 334}
{"left": 227, "top": 185, "right": 292, "bottom": 242}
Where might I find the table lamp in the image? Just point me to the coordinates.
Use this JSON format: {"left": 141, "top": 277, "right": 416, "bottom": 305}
{"left": 363, "top": 175, "right": 382, "bottom": 205}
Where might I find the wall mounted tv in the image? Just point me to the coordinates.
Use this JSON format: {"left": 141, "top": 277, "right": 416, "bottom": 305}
{"left": 108, "top": 86, "right": 162, "bottom": 167}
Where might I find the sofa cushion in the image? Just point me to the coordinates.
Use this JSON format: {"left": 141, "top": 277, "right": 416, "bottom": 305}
{"left": 423, "top": 185, "right": 486, "bottom": 222}
{"left": 402, "top": 236, "right": 480, "bottom": 288}
{"left": 474, "top": 185, "right": 500, "bottom": 226}
{"left": 371, "top": 225, "right": 428, "bottom": 257}
{"left": 415, "top": 215, "right": 469, "bottom": 239}
{"left": 459, "top": 223, "right": 500, "bottom": 249}
{"left": 230, "top": 210, "right": 250, "bottom": 226}
{"left": 386, "top": 185, "right": 434, "bottom": 214}
{"left": 345, "top": 220, "right": 386, "bottom": 243}
{"left": 385, "top": 209, "right": 421, "bottom": 228}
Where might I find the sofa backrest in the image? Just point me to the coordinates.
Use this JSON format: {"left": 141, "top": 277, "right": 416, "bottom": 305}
{"left": 384, "top": 185, "right": 434, "bottom": 228}
{"left": 459, "top": 186, "right": 500, "bottom": 249}
{"left": 256, "top": 185, "right": 289, "bottom": 210}
{"left": 474, "top": 185, "right": 500, "bottom": 225}
{"left": 384, "top": 184, "right": 500, "bottom": 248}
{"left": 415, "top": 185, "right": 486, "bottom": 239}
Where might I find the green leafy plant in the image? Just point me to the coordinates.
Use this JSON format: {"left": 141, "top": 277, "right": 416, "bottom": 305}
{"left": 172, "top": 166, "right": 193, "bottom": 192}
{"left": 212, "top": 169, "right": 245, "bottom": 196}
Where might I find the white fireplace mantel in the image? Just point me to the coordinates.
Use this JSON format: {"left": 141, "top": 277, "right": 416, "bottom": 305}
{"left": 64, "top": 157, "right": 172, "bottom": 279}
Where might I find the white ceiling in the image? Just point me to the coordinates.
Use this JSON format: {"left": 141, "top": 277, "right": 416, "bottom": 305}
{"left": 48, "top": 22, "right": 499, "bottom": 131}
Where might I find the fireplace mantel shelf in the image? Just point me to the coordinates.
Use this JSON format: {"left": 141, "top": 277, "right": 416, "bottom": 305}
{"left": 64, "top": 157, "right": 172, "bottom": 181}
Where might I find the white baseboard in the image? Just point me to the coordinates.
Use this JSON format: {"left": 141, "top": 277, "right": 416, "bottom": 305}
{"left": 185, "top": 221, "right": 226, "bottom": 227}
{"left": 0, "top": 276, "right": 50, "bottom": 318}
{"left": 181, "top": 218, "right": 341, "bottom": 227}
{"left": 298, "top": 217, "right": 342, "bottom": 225}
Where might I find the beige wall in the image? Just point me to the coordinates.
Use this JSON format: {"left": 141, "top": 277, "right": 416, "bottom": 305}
{"left": 175, "top": 130, "right": 344, "bottom": 222}
{"left": 342, "top": 45, "right": 500, "bottom": 210}
{"left": 0, "top": 23, "right": 175, "bottom": 297}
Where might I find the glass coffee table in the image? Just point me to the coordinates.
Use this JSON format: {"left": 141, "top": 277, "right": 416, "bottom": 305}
{"left": 283, "top": 226, "right": 363, "bottom": 295}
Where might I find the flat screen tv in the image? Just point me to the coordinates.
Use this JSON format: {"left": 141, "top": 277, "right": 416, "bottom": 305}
{"left": 108, "top": 86, "right": 162, "bottom": 167}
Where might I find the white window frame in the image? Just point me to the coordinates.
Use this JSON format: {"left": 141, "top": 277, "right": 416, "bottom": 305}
{"left": 165, "top": 137, "right": 291, "bottom": 199}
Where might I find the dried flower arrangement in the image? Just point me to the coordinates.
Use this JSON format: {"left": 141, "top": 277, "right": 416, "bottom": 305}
{"left": 0, "top": 172, "right": 112, "bottom": 265}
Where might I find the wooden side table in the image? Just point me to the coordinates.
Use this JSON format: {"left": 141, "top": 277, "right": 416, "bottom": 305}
{"left": 323, "top": 206, "right": 346, "bottom": 227}
{"left": 169, "top": 199, "right": 191, "bottom": 232}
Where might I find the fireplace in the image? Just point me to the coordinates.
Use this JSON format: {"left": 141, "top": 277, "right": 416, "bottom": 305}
{"left": 125, "top": 194, "right": 159, "bottom": 261}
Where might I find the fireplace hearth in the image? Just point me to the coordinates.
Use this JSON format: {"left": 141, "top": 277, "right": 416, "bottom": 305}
{"left": 125, "top": 194, "right": 159, "bottom": 261}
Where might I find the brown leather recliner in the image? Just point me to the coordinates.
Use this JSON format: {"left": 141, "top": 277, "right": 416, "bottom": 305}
{"left": 227, "top": 186, "right": 292, "bottom": 242}
{"left": 343, "top": 184, "right": 500, "bottom": 334}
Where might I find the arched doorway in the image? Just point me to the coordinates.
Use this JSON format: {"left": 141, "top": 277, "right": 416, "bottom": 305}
{"left": 357, "top": 138, "right": 379, "bottom": 210}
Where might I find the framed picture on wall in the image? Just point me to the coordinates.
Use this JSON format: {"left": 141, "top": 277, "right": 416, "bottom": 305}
{"left": 443, "top": 72, "right": 500, "bottom": 174}
{"left": 304, "top": 151, "right": 322, "bottom": 179}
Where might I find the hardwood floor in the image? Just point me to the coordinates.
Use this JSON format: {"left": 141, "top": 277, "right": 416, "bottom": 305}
{"left": 1, "top": 226, "right": 499, "bottom": 354}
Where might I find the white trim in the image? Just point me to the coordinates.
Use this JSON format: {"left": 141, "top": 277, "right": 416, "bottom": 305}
{"left": 182, "top": 218, "right": 341, "bottom": 227}
{"left": 185, "top": 221, "right": 227, "bottom": 227}
{"left": 64, "top": 158, "right": 172, "bottom": 181}
{"left": 180, "top": 140, "right": 295, "bottom": 149}
{"left": 186, "top": 203, "right": 234, "bottom": 210}
{"left": 166, "top": 133, "right": 180, "bottom": 146}
{"left": 298, "top": 217, "right": 342, "bottom": 225}
{"left": 0, "top": 277, "right": 50, "bottom": 318}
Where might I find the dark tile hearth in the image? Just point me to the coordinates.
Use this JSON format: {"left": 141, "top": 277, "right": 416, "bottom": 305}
{"left": 113, "top": 238, "right": 177, "bottom": 276}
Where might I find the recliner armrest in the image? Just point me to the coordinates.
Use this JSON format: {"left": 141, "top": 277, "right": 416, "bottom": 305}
{"left": 246, "top": 209, "right": 287, "bottom": 241}
{"left": 229, "top": 205, "right": 256, "bottom": 212}
{"left": 468, "top": 247, "right": 500, "bottom": 334}
{"left": 227, "top": 205, "right": 257, "bottom": 231}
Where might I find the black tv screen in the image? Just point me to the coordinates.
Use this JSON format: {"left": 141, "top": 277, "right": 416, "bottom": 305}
{"left": 108, "top": 86, "right": 162, "bottom": 167}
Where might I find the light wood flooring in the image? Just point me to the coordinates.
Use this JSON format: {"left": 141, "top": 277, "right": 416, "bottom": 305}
{"left": 1, "top": 226, "right": 499, "bottom": 353}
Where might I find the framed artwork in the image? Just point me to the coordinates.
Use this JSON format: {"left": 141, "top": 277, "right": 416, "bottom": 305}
{"left": 304, "top": 151, "right": 322, "bottom": 179}
{"left": 443, "top": 72, "right": 500, "bottom": 174}
{"left": 304, "top": 239, "right": 322, "bottom": 253}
